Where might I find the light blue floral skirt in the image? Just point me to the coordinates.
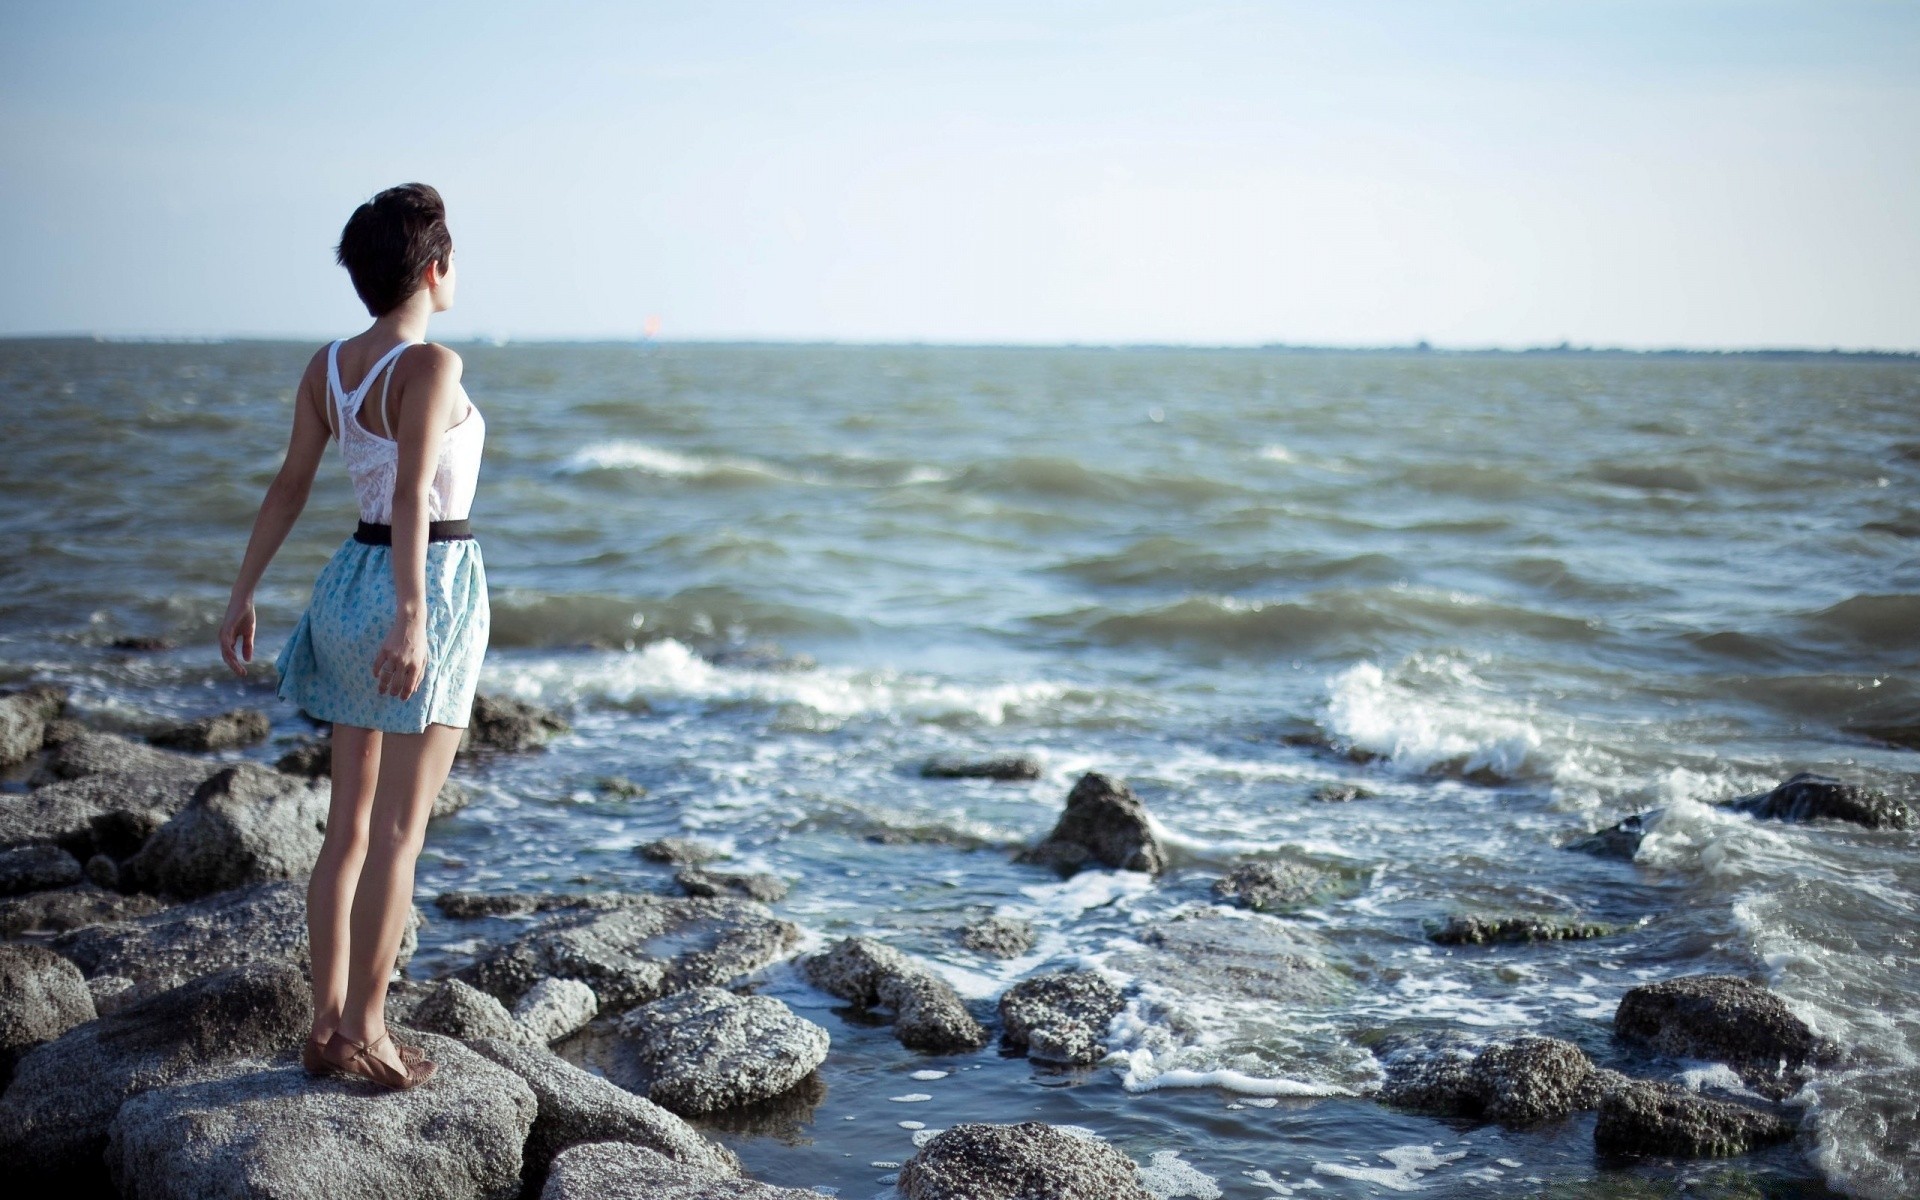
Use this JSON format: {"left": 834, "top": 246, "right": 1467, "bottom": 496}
{"left": 274, "top": 536, "right": 489, "bottom": 733}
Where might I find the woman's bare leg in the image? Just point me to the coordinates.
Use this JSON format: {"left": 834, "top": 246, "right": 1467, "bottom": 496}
{"left": 307, "top": 724, "right": 381, "bottom": 1044}
{"left": 335, "top": 721, "right": 462, "bottom": 1072}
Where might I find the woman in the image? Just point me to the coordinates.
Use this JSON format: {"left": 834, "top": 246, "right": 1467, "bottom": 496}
{"left": 217, "top": 183, "right": 488, "bottom": 1091}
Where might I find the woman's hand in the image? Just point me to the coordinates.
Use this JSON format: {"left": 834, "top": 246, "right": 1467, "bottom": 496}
{"left": 372, "top": 614, "right": 429, "bottom": 699}
{"left": 218, "top": 594, "right": 256, "bottom": 677}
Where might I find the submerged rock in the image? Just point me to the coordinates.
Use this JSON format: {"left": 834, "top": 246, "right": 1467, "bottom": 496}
{"left": 468, "top": 1035, "right": 742, "bottom": 1181}
{"left": 1614, "top": 974, "right": 1833, "bottom": 1095}
{"left": 146, "top": 706, "right": 270, "bottom": 752}
{"left": 1594, "top": 1080, "right": 1797, "bottom": 1157}
{"left": 121, "top": 764, "right": 330, "bottom": 899}
{"left": 637, "top": 837, "right": 723, "bottom": 866}
{"left": 1212, "top": 860, "right": 1337, "bottom": 913}
{"left": 899, "top": 1122, "right": 1154, "bottom": 1200}
{"left": 541, "top": 1142, "right": 815, "bottom": 1199}
{"left": 1312, "top": 782, "right": 1376, "bottom": 803}
{"left": 0, "top": 961, "right": 310, "bottom": 1186}
{"left": 615, "top": 987, "right": 829, "bottom": 1115}
{"left": 1430, "top": 914, "right": 1615, "bottom": 946}
{"left": 0, "top": 884, "right": 168, "bottom": 936}
{"left": 0, "top": 684, "right": 66, "bottom": 767}
{"left": 1015, "top": 771, "right": 1167, "bottom": 875}
{"left": 1564, "top": 810, "right": 1659, "bottom": 859}
{"left": 459, "top": 693, "right": 570, "bottom": 755}
{"left": 998, "top": 971, "right": 1124, "bottom": 1066}
{"left": 921, "top": 754, "right": 1043, "bottom": 781}
{"left": 801, "top": 936, "right": 988, "bottom": 1054}
{"left": 958, "top": 914, "right": 1035, "bottom": 958}
{"left": 0, "top": 842, "right": 83, "bottom": 896}
{"left": 1115, "top": 908, "right": 1341, "bottom": 1004}
{"left": 103, "top": 1033, "right": 537, "bottom": 1200}
{"left": 455, "top": 895, "right": 800, "bottom": 1011}
{"left": 513, "top": 976, "right": 600, "bottom": 1043}
{"left": 1722, "top": 772, "right": 1914, "bottom": 830}
{"left": 0, "top": 944, "right": 95, "bottom": 1082}
{"left": 675, "top": 867, "right": 788, "bottom": 904}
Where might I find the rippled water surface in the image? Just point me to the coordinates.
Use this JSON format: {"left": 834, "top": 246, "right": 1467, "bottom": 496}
{"left": 4, "top": 341, "right": 1917, "bottom": 1197}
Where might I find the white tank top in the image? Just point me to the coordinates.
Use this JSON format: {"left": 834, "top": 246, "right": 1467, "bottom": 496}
{"left": 327, "top": 339, "right": 486, "bottom": 525}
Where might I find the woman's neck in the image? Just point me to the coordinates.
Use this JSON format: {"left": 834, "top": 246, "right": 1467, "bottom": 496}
{"left": 367, "top": 298, "right": 432, "bottom": 345}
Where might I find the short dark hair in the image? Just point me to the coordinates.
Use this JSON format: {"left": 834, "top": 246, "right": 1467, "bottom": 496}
{"left": 334, "top": 183, "right": 453, "bottom": 316}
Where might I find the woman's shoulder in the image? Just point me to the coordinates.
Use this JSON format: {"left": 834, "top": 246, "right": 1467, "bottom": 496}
{"left": 399, "top": 341, "right": 464, "bottom": 383}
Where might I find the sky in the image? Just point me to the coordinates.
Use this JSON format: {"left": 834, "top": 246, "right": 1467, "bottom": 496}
{"left": 2, "top": 2, "right": 1917, "bottom": 349}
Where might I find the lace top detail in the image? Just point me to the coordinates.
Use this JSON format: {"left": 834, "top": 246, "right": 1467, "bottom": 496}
{"left": 327, "top": 339, "right": 486, "bottom": 525}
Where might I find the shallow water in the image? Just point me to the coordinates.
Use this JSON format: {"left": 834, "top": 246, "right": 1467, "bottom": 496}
{"left": 3, "top": 340, "right": 1917, "bottom": 1197}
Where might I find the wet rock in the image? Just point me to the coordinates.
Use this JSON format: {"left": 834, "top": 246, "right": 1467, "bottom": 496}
{"left": 1212, "top": 860, "right": 1336, "bottom": 913}
{"left": 637, "top": 837, "right": 724, "bottom": 865}
{"left": 541, "top": 1142, "right": 815, "bottom": 1199}
{"left": 513, "top": 976, "right": 600, "bottom": 1043}
{"left": 958, "top": 914, "right": 1035, "bottom": 958}
{"left": 459, "top": 693, "right": 570, "bottom": 755}
{"left": 801, "top": 936, "right": 989, "bottom": 1054}
{"left": 121, "top": 764, "right": 330, "bottom": 899}
{"left": 273, "top": 737, "right": 470, "bottom": 818}
{"left": 1614, "top": 974, "right": 1833, "bottom": 1094}
{"left": 921, "top": 754, "right": 1043, "bottom": 781}
{"left": 1431, "top": 914, "right": 1615, "bottom": 946}
{"left": 1114, "top": 908, "right": 1341, "bottom": 1004}
{"left": 0, "top": 684, "right": 66, "bottom": 767}
{"left": 597, "top": 775, "right": 648, "bottom": 798}
{"left": 1722, "top": 772, "right": 1915, "bottom": 830}
{"left": 1565, "top": 810, "right": 1659, "bottom": 860}
{"left": 675, "top": 867, "right": 788, "bottom": 904}
{"left": 0, "top": 884, "right": 168, "bottom": 936}
{"left": 0, "top": 960, "right": 310, "bottom": 1186}
{"left": 0, "top": 842, "right": 83, "bottom": 895}
{"left": 999, "top": 970, "right": 1124, "bottom": 1066}
{"left": 615, "top": 987, "right": 829, "bottom": 1115}
{"left": 146, "top": 706, "right": 270, "bottom": 752}
{"left": 705, "top": 641, "right": 815, "bottom": 673}
{"left": 1312, "top": 782, "right": 1375, "bottom": 802}
{"left": 0, "top": 944, "right": 95, "bottom": 1082}
{"left": 51, "top": 879, "right": 419, "bottom": 995}
{"left": 434, "top": 890, "right": 671, "bottom": 919}
{"left": 1015, "top": 771, "right": 1167, "bottom": 875}
{"left": 410, "top": 977, "right": 533, "bottom": 1045}
{"left": 1378, "top": 1033, "right": 1619, "bottom": 1126}
{"left": 469, "top": 1035, "right": 742, "bottom": 1181}
{"left": 1375, "top": 1033, "right": 1482, "bottom": 1115}
{"left": 456, "top": 896, "right": 800, "bottom": 1011}
{"left": 107, "top": 636, "right": 173, "bottom": 652}
{"left": 103, "top": 1032, "right": 537, "bottom": 1200}
{"left": 899, "top": 1122, "right": 1155, "bottom": 1200}
{"left": 1594, "top": 1080, "right": 1797, "bottom": 1157}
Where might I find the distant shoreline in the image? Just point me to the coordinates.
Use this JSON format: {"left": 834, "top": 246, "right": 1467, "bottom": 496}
{"left": 3, "top": 334, "right": 1917, "bottom": 361}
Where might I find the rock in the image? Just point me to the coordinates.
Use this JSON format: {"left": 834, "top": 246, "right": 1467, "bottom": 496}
{"left": 1015, "top": 771, "right": 1167, "bottom": 875}
{"left": 0, "top": 944, "right": 95, "bottom": 1082}
{"left": 1212, "top": 860, "right": 1336, "bottom": 913}
{"left": 0, "top": 842, "right": 83, "bottom": 895}
{"left": 120, "top": 764, "right": 330, "bottom": 899}
{"left": 1594, "top": 1080, "right": 1797, "bottom": 1157}
{"left": 1375, "top": 1033, "right": 1482, "bottom": 1115}
{"left": 0, "top": 684, "right": 65, "bottom": 767}
{"left": 51, "top": 879, "right": 418, "bottom": 994}
{"left": 1722, "top": 772, "right": 1915, "bottom": 830}
{"left": 597, "top": 775, "right": 648, "bottom": 798}
{"left": 84, "top": 852, "right": 117, "bottom": 887}
{"left": 1565, "top": 809, "right": 1660, "bottom": 859}
{"left": 1378, "top": 1034, "right": 1619, "bottom": 1126}
{"left": 921, "top": 754, "right": 1043, "bottom": 781}
{"left": 615, "top": 987, "right": 829, "bottom": 1115}
{"left": 456, "top": 895, "right": 800, "bottom": 1011}
{"left": 1312, "top": 782, "right": 1375, "bottom": 802}
{"left": 541, "top": 1142, "right": 815, "bottom": 1199}
{"left": 410, "top": 978, "right": 532, "bottom": 1045}
{"left": 0, "top": 961, "right": 310, "bottom": 1186}
{"left": 704, "top": 642, "right": 814, "bottom": 673}
{"left": 459, "top": 693, "right": 569, "bottom": 755}
{"left": 1113, "top": 908, "right": 1341, "bottom": 1004}
{"left": 7, "top": 729, "right": 217, "bottom": 856}
{"left": 899, "top": 1122, "right": 1155, "bottom": 1200}
{"left": 998, "top": 971, "right": 1124, "bottom": 1066}
{"left": 106, "top": 636, "right": 173, "bottom": 651}
{"left": 146, "top": 706, "right": 270, "bottom": 752}
{"left": 958, "top": 914, "right": 1035, "bottom": 958}
{"left": 468, "top": 1035, "right": 741, "bottom": 1181}
{"left": 103, "top": 1032, "right": 537, "bottom": 1200}
{"left": 637, "top": 837, "right": 724, "bottom": 865}
{"left": 0, "top": 884, "right": 168, "bottom": 936}
{"left": 801, "top": 936, "right": 988, "bottom": 1054}
{"left": 274, "top": 737, "right": 470, "bottom": 818}
{"left": 513, "top": 976, "right": 600, "bottom": 1043}
{"left": 674, "top": 867, "right": 788, "bottom": 904}
{"left": 30, "top": 725, "right": 210, "bottom": 787}
{"left": 1614, "top": 974, "right": 1833, "bottom": 1094}
{"left": 1431, "top": 915, "right": 1615, "bottom": 946}
{"left": 87, "top": 973, "right": 138, "bottom": 1015}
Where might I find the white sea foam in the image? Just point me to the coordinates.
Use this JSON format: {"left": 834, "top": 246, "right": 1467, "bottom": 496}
{"left": 1313, "top": 1145, "right": 1466, "bottom": 1192}
{"left": 1258, "top": 443, "right": 1297, "bottom": 463}
{"left": 561, "top": 439, "right": 801, "bottom": 482}
{"left": 1325, "top": 658, "right": 1544, "bottom": 781}
{"left": 1118, "top": 1053, "right": 1354, "bottom": 1098}
{"left": 1137, "top": 1150, "right": 1223, "bottom": 1199}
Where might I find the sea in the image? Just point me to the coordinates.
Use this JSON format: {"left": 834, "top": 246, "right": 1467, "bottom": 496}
{"left": 2, "top": 339, "right": 1916, "bottom": 1198}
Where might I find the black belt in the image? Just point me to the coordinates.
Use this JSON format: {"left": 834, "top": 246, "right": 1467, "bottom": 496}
{"left": 354, "top": 519, "right": 473, "bottom": 545}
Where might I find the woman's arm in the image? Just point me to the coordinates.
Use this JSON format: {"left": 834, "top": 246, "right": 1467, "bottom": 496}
{"left": 219, "top": 351, "right": 334, "bottom": 676}
{"left": 370, "top": 344, "right": 464, "bottom": 701}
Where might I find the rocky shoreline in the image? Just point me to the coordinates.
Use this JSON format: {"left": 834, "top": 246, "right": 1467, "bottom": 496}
{"left": 0, "top": 682, "right": 1892, "bottom": 1197}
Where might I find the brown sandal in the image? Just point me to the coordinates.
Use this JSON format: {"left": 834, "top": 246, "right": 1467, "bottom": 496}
{"left": 304, "top": 1032, "right": 424, "bottom": 1077}
{"left": 322, "top": 1030, "right": 436, "bottom": 1090}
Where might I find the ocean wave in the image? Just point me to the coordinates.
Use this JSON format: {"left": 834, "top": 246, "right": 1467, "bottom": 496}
{"left": 1051, "top": 539, "right": 1406, "bottom": 593}
{"left": 559, "top": 439, "right": 805, "bottom": 485}
{"left": 1323, "top": 658, "right": 1547, "bottom": 783}
{"left": 1804, "top": 593, "right": 1920, "bottom": 651}
{"left": 487, "top": 586, "right": 854, "bottom": 649}
{"left": 944, "top": 455, "right": 1247, "bottom": 505}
